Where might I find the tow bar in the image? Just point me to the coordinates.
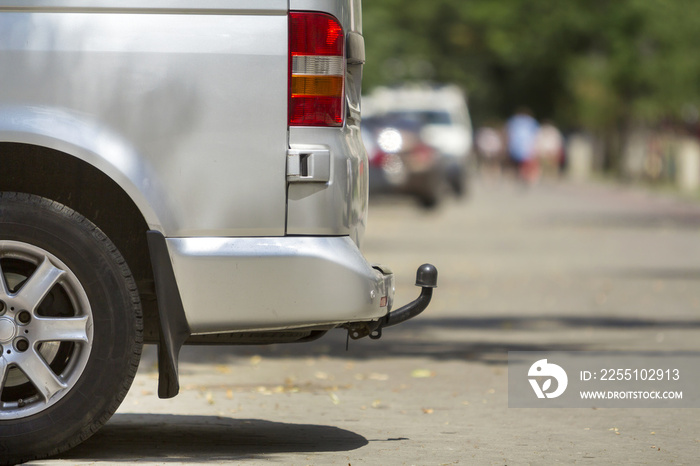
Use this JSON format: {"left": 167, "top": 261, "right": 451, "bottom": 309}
{"left": 346, "top": 263, "right": 438, "bottom": 340}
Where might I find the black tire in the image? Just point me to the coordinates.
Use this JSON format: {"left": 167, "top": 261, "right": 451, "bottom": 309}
{"left": 419, "top": 192, "right": 441, "bottom": 209}
{"left": 450, "top": 166, "right": 467, "bottom": 198}
{"left": 418, "top": 171, "right": 445, "bottom": 210}
{"left": 448, "top": 159, "right": 471, "bottom": 199}
{"left": 0, "top": 193, "right": 143, "bottom": 465}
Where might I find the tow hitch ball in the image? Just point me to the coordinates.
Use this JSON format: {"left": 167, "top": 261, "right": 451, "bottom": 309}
{"left": 347, "top": 264, "right": 438, "bottom": 340}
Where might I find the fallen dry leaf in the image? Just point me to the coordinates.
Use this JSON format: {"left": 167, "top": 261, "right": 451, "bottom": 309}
{"left": 411, "top": 369, "right": 436, "bottom": 378}
{"left": 250, "top": 355, "right": 262, "bottom": 366}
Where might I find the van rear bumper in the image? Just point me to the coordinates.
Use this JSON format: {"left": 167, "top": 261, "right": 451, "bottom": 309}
{"left": 166, "top": 235, "right": 395, "bottom": 335}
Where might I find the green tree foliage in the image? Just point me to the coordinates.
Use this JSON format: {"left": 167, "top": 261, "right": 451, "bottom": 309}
{"left": 362, "top": 0, "right": 700, "bottom": 130}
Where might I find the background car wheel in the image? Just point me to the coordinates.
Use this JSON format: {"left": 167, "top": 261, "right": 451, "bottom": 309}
{"left": 418, "top": 169, "right": 448, "bottom": 210}
{"left": 419, "top": 192, "right": 441, "bottom": 209}
{"left": 450, "top": 166, "right": 467, "bottom": 197}
{"left": 0, "top": 193, "right": 143, "bottom": 465}
{"left": 448, "top": 159, "right": 471, "bottom": 199}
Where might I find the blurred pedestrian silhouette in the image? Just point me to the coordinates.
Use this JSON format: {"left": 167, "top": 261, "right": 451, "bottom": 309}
{"left": 476, "top": 123, "right": 506, "bottom": 178}
{"left": 506, "top": 107, "right": 539, "bottom": 183}
{"left": 533, "top": 120, "right": 564, "bottom": 178}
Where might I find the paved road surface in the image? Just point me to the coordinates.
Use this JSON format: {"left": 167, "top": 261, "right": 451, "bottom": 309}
{"left": 36, "top": 179, "right": 700, "bottom": 465}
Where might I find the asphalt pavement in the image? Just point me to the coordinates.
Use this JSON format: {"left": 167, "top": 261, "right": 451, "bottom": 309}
{"left": 34, "top": 177, "right": 700, "bottom": 465}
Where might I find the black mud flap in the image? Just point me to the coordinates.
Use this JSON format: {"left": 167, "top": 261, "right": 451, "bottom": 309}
{"left": 147, "top": 230, "right": 191, "bottom": 399}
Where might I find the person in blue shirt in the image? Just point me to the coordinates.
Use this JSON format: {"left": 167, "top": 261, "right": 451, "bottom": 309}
{"left": 506, "top": 107, "right": 540, "bottom": 182}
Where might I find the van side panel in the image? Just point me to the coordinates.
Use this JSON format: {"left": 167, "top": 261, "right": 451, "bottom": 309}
{"left": 0, "top": 7, "right": 288, "bottom": 237}
{"left": 286, "top": 0, "right": 368, "bottom": 245}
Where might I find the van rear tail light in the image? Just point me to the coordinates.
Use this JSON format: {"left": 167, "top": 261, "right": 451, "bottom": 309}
{"left": 289, "top": 12, "right": 345, "bottom": 127}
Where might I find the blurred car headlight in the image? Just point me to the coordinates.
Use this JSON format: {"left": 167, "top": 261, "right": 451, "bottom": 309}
{"left": 377, "top": 128, "right": 403, "bottom": 153}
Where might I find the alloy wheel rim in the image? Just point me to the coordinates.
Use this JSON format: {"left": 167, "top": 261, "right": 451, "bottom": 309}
{"left": 0, "top": 240, "right": 93, "bottom": 420}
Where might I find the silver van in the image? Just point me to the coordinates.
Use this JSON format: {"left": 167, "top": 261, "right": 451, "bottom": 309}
{"left": 0, "top": 0, "right": 436, "bottom": 463}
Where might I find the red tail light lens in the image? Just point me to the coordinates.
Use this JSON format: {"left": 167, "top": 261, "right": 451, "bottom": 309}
{"left": 289, "top": 12, "right": 345, "bottom": 127}
{"left": 289, "top": 13, "right": 343, "bottom": 56}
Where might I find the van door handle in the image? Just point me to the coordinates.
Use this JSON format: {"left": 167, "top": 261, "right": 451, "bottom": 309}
{"left": 287, "top": 149, "right": 331, "bottom": 183}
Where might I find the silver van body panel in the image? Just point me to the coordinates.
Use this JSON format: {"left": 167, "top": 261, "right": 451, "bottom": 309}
{"left": 0, "top": 9, "right": 288, "bottom": 237}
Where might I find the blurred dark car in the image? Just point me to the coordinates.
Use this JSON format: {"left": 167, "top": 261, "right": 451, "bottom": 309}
{"left": 363, "top": 85, "right": 474, "bottom": 198}
{"left": 362, "top": 116, "right": 446, "bottom": 208}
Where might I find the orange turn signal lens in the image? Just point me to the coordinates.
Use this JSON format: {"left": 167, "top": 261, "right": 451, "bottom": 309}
{"left": 291, "top": 75, "right": 343, "bottom": 98}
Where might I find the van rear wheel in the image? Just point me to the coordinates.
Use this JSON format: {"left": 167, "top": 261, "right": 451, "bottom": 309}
{"left": 0, "top": 193, "right": 142, "bottom": 465}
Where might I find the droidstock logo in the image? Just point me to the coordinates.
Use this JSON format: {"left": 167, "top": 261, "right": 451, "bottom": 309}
{"left": 528, "top": 359, "right": 568, "bottom": 399}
